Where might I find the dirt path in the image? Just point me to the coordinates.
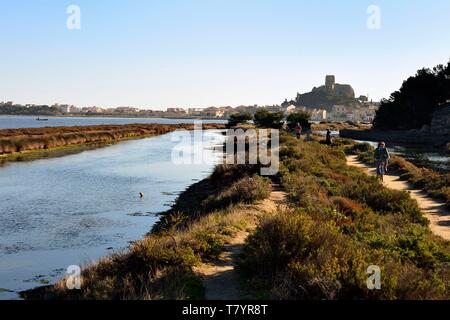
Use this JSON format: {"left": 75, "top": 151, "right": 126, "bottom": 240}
{"left": 193, "top": 186, "right": 287, "bottom": 300}
{"left": 346, "top": 155, "right": 450, "bottom": 241}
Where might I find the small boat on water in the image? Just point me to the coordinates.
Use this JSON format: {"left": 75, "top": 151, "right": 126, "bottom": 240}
{"left": 36, "top": 117, "right": 49, "bottom": 121}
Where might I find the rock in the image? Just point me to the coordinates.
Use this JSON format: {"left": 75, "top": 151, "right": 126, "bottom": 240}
{"left": 431, "top": 105, "right": 450, "bottom": 135}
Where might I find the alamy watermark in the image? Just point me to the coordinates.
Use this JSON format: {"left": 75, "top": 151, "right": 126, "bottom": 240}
{"left": 66, "top": 265, "right": 81, "bottom": 290}
{"left": 366, "top": 265, "right": 381, "bottom": 290}
{"left": 367, "top": 5, "right": 381, "bottom": 30}
{"left": 66, "top": 5, "right": 81, "bottom": 30}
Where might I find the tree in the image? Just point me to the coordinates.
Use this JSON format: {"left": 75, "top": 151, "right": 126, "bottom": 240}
{"left": 253, "top": 109, "right": 284, "bottom": 129}
{"left": 373, "top": 60, "right": 450, "bottom": 129}
{"left": 227, "top": 112, "right": 253, "bottom": 127}
{"left": 286, "top": 111, "right": 311, "bottom": 130}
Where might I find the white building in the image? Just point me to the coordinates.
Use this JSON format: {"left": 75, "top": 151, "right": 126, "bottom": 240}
{"left": 188, "top": 108, "right": 203, "bottom": 115}
{"left": 60, "top": 105, "right": 71, "bottom": 114}
{"left": 310, "top": 109, "right": 327, "bottom": 121}
{"left": 285, "top": 105, "right": 296, "bottom": 115}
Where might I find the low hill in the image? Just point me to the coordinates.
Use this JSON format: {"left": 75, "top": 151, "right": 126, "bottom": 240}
{"left": 283, "top": 75, "right": 360, "bottom": 110}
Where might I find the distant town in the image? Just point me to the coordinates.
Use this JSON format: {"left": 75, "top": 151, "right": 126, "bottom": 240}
{"left": 0, "top": 75, "right": 379, "bottom": 122}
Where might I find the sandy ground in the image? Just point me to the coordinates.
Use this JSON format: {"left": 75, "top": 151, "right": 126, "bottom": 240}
{"left": 346, "top": 155, "right": 450, "bottom": 241}
{"left": 193, "top": 186, "right": 287, "bottom": 300}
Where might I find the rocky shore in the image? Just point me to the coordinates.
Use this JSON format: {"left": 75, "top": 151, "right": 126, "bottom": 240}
{"left": 340, "top": 128, "right": 450, "bottom": 151}
{"left": 341, "top": 105, "right": 450, "bottom": 152}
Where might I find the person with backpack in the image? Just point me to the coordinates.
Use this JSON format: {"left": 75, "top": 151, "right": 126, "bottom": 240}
{"left": 374, "top": 141, "right": 390, "bottom": 180}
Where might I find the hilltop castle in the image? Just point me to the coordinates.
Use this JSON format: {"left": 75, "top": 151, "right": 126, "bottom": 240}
{"left": 325, "top": 75, "right": 336, "bottom": 91}
{"left": 287, "top": 75, "right": 358, "bottom": 110}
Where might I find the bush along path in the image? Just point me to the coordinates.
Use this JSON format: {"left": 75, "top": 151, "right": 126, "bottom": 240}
{"left": 238, "top": 134, "right": 450, "bottom": 299}
{"left": 346, "top": 155, "right": 450, "bottom": 241}
{"left": 193, "top": 185, "right": 287, "bottom": 300}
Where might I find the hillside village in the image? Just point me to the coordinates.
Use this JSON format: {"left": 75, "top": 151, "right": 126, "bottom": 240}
{"left": 0, "top": 75, "right": 378, "bottom": 122}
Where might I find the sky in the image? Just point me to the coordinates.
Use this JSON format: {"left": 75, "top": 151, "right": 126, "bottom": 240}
{"left": 0, "top": 0, "right": 449, "bottom": 110}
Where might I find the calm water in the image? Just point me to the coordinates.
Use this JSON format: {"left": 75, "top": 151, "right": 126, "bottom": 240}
{"left": 0, "top": 130, "right": 225, "bottom": 299}
{"left": 0, "top": 115, "right": 226, "bottom": 129}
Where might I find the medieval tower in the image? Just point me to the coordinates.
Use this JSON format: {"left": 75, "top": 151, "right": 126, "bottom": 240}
{"left": 325, "top": 75, "right": 336, "bottom": 91}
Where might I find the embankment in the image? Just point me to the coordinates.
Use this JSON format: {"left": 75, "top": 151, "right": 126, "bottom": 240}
{"left": 340, "top": 128, "right": 449, "bottom": 150}
{"left": 21, "top": 164, "right": 273, "bottom": 300}
{"left": 0, "top": 123, "right": 225, "bottom": 156}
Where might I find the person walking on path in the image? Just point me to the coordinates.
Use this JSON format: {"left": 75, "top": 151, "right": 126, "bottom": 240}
{"left": 295, "top": 123, "right": 302, "bottom": 139}
{"left": 325, "top": 129, "right": 333, "bottom": 146}
{"left": 374, "top": 141, "right": 390, "bottom": 180}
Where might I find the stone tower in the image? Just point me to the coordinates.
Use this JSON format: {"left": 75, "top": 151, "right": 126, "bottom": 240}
{"left": 325, "top": 75, "right": 335, "bottom": 91}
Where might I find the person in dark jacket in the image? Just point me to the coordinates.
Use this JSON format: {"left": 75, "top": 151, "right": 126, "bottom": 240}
{"left": 374, "top": 141, "right": 390, "bottom": 174}
{"left": 325, "top": 129, "right": 332, "bottom": 146}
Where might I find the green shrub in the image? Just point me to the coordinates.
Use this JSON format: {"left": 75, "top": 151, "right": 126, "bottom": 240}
{"left": 346, "top": 142, "right": 373, "bottom": 155}
{"left": 253, "top": 109, "right": 284, "bottom": 129}
{"left": 286, "top": 112, "right": 311, "bottom": 130}
{"left": 228, "top": 112, "right": 253, "bottom": 127}
{"left": 240, "top": 132, "right": 450, "bottom": 300}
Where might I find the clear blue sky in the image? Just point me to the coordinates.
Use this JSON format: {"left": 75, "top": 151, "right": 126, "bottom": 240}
{"left": 1, "top": 0, "right": 449, "bottom": 109}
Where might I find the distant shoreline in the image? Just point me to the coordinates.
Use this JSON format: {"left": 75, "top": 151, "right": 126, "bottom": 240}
{"left": 0, "top": 113, "right": 229, "bottom": 121}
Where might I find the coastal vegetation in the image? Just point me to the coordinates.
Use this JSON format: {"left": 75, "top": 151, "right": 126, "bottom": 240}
{"left": 20, "top": 124, "right": 450, "bottom": 300}
{"left": 0, "top": 102, "right": 62, "bottom": 116}
{"left": 286, "top": 111, "right": 312, "bottom": 130}
{"left": 239, "top": 133, "right": 450, "bottom": 299}
{"left": 348, "top": 143, "right": 450, "bottom": 209}
{"left": 253, "top": 110, "right": 284, "bottom": 129}
{"left": 374, "top": 59, "right": 450, "bottom": 130}
{"left": 227, "top": 112, "right": 253, "bottom": 128}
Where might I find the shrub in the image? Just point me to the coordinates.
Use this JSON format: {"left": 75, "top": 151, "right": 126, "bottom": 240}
{"left": 286, "top": 111, "right": 311, "bottom": 130}
{"left": 346, "top": 142, "right": 372, "bottom": 155}
{"left": 227, "top": 112, "right": 253, "bottom": 127}
{"left": 202, "top": 175, "right": 272, "bottom": 210}
{"left": 253, "top": 109, "right": 284, "bottom": 129}
{"left": 240, "top": 132, "right": 450, "bottom": 300}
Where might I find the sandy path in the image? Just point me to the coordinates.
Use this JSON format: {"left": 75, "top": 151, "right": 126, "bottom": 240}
{"left": 193, "top": 186, "right": 287, "bottom": 300}
{"left": 346, "top": 155, "right": 450, "bottom": 241}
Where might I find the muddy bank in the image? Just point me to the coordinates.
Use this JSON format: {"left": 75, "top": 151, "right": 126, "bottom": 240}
{"left": 0, "top": 123, "right": 225, "bottom": 156}
{"left": 340, "top": 128, "right": 450, "bottom": 151}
